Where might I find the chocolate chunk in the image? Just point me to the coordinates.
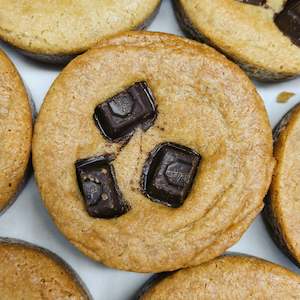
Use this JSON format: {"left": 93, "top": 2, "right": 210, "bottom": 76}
{"left": 76, "top": 155, "right": 129, "bottom": 218}
{"left": 275, "top": 1, "right": 300, "bottom": 47}
{"left": 239, "top": 0, "right": 266, "bottom": 6}
{"left": 94, "top": 82, "right": 157, "bottom": 142}
{"left": 141, "top": 143, "right": 201, "bottom": 208}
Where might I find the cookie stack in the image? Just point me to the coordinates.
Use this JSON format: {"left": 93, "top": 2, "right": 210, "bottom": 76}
{"left": 1, "top": 0, "right": 300, "bottom": 299}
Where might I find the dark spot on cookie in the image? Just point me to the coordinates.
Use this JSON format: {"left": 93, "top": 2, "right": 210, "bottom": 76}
{"left": 141, "top": 142, "right": 201, "bottom": 208}
{"left": 94, "top": 81, "right": 157, "bottom": 142}
{"left": 76, "top": 155, "right": 130, "bottom": 219}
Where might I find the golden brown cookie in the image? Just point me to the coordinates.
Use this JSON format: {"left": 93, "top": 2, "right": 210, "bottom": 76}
{"left": 174, "top": 0, "right": 300, "bottom": 81}
{"left": 136, "top": 255, "right": 300, "bottom": 299}
{"left": 0, "top": 238, "right": 91, "bottom": 300}
{"left": 33, "top": 31, "right": 274, "bottom": 272}
{"left": 0, "top": 49, "right": 33, "bottom": 215}
{"left": 0, "top": 0, "right": 161, "bottom": 63}
{"left": 264, "top": 103, "right": 300, "bottom": 266}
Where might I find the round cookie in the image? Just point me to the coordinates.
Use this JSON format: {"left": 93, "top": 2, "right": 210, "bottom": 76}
{"left": 174, "top": 0, "right": 300, "bottom": 81}
{"left": 0, "top": 0, "right": 161, "bottom": 63}
{"left": 135, "top": 255, "right": 300, "bottom": 299}
{"left": 264, "top": 103, "right": 300, "bottom": 266}
{"left": 0, "top": 49, "right": 33, "bottom": 215}
{"left": 0, "top": 238, "right": 91, "bottom": 299}
{"left": 33, "top": 31, "right": 274, "bottom": 272}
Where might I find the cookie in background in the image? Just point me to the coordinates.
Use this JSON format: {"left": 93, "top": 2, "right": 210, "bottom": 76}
{"left": 0, "top": 238, "right": 91, "bottom": 300}
{"left": 174, "top": 0, "right": 300, "bottom": 81}
{"left": 0, "top": 0, "right": 161, "bottom": 64}
{"left": 264, "top": 103, "right": 300, "bottom": 267}
{"left": 134, "top": 255, "right": 300, "bottom": 299}
{"left": 0, "top": 49, "right": 32, "bottom": 216}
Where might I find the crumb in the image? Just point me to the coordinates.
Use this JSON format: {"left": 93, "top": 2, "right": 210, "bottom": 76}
{"left": 277, "top": 91, "right": 295, "bottom": 103}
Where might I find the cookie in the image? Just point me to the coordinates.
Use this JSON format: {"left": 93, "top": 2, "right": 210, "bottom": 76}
{"left": 33, "top": 31, "right": 274, "bottom": 272}
{"left": 0, "top": 49, "right": 33, "bottom": 215}
{"left": 135, "top": 255, "right": 300, "bottom": 299}
{"left": 0, "top": 238, "right": 91, "bottom": 299}
{"left": 0, "top": 0, "right": 161, "bottom": 64}
{"left": 264, "top": 103, "right": 300, "bottom": 266}
{"left": 174, "top": 0, "right": 300, "bottom": 81}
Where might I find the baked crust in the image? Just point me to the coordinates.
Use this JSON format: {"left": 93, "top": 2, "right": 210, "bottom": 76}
{"left": 139, "top": 255, "right": 300, "bottom": 299}
{"left": 33, "top": 31, "right": 274, "bottom": 272}
{"left": 0, "top": 49, "right": 32, "bottom": 214}
{"left": 0, "top": 238, "right": 91, "bottom": 299}
{"left": 264, "top": 103, "right": 300, "bottom": 266}
{"left": 173, "top": 0, "right": 300, "bottom": 81}
{"left": 0, "top": 0, "right": 161, "bottom": 63}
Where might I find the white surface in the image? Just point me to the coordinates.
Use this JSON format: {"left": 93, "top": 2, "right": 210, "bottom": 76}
{"left": 0, "top": 1, "right": 300, "bottom": 299}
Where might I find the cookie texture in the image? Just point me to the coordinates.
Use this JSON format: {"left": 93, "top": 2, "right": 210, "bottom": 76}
{"left": 0, "top": 238, "right": 91, "bottom": 300}
{"left": 33, "top": 32, "right": 274, "bottom": 272}
{"left": 0, "top": 49, "right": 32, "bottom": 215}
{"left": 0, "top": 0, "right": 161, "bottom": 63}
{"left": 139, "top": 255, "right": 300, "bottom": 299}
{"left": 264, "top": 103, "right": 300, "bottom": 266}
{"left": 174, "top": 0, "right": 300, "bottom": 81}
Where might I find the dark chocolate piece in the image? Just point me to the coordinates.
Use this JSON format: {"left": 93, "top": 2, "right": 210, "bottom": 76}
{"left": 94, "top": 82, "right": 156, "bottom": 142}
{"left": 275, "top": 0, "right": 300, "bottom": 47}
{"left": 239, "top": 0, "right": 266, "bottom": 6}
{"left": 141, "top": 143, "right": 201, "bottom": 208}
{"left": 76, "top": 155, "right": 129, "bottom": 219}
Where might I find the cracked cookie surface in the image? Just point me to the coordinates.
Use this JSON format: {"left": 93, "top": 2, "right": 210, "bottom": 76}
{"left": 33, "top": 32, "right": 274, "bottom": 272}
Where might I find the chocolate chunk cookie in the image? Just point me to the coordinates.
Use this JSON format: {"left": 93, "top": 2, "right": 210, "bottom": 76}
{"left": 174, "top": 0, "right": 300, "bottom": 81}
{"left": 33, "top": 32, "right": 274, "bottom": 272}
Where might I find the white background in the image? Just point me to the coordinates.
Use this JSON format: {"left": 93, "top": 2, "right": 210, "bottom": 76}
{"left": 0, "top": 1, "right": 300, "bottom": 299}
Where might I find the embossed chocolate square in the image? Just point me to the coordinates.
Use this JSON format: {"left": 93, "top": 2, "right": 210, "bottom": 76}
{"left": 142, "top": 143, "right": 201, "bottom": 208}
{"left": 76, "top": 155, "right": 129, "bottom": 219}
{"left": 94, "top": 81, "right": 157, "bottom": 142}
